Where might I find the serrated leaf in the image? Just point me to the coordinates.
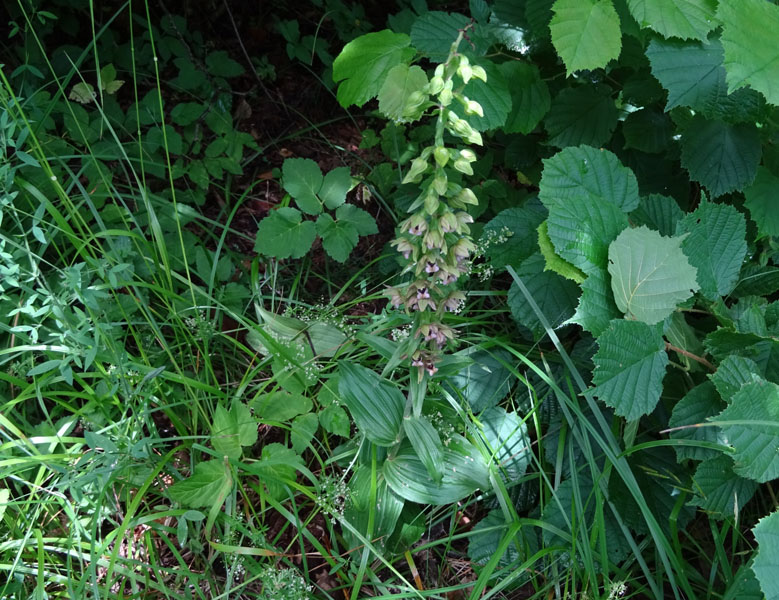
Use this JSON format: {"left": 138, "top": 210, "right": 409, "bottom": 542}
{"left": 501, "top": 61, "right": 550, "bottom": 134}
{"left": 410, "top": 11, "right": 470, "bottom": 61}
{"left": 680, "top": 116, "right": 761, "bottom": 198}
{"left": 479, "top": 407, "right": 531, "bottom": 480}
{"left": 252, "top": 390, "right": 312, "bottom": 422}
{"left": 212, "top": 403, "right": 242, "bottom": 460}
{"left": 692, "top": 455, "right": 758, "bottom": 519}
{"left": 550, "top": 0, "right": 621, "bottom": 75}
{"left": 668, "top": 381, "right": 726, "bottom": 461}
{"left": 378, "top": 64, "right": 429, "bottom": 122}
{"left": 544, "top": 85, "right": 618, "bottom": 148}
{"left": 316, "top": 213, "right": 359, "bottom": 263}
{"left": 547, "top": 194, "right": 629, "bottom": 275}
{"left": 482, "top": 206, "right": 546, "bottom": 270}
{"left": 710, "top": 355, "right": 762, "bottom": 401}
{"left": 753, "top": 509, "right": 779, "bottom": 600}
{"left": 713, "top": 379, "right": 779, "bottom": 483}
{"left": 444, "top": 347, "right": 514, "bottom": 413}
{"left": 282, "top": 158, "right": 324, "bottom": 215}
{"left": 744, "top": 167, "right": 779, "bottom": 240}
{"left": 335, "top": 203, "right": 378, "bottom": 236}
{"left": 168, "top": 460, "right": 231, "bottom": 508}
{"left": 508, "top": 254, "right": 580, "bottom": 339}
{"left": 591, "top": 319, "right": 668, "bottom": 421}
{"left": 404, "top": 416, "right": 445, "bottom": 483}
{"left": 319, "top": 167, "right": 352, "bottom": 210}
{"left": 538, "top": 221, "right": 585, "bottom": 283}
{"left": 608, "top": 226, "right": 699, "bottom": 324}
{"left": 339, "top": 363, "right": 404, "bottom": 446}
{"left": 704, "top": 329, "right": 779, "bottom": 383}
{"left": 676, "top": 201, "right": 747, "bottom": 301}
{"left": 333, "top": 30, "right": 414, "bottom": 108}
{"left": 205, "top": 50, "right": 245, "bottom": 77}
{"left": 69, "top": 82, "right": 95, "bottom": 104}
{"left": 291, "top": 413, "right": 319, "bottom": 453}
{"left": 570, "top": 268, "right": 622, "bottom": 337}
{"left": 626, "top": 0, "right": 718, "bottom": 41}
{"left": 622, "top": 108, "right": 672, "bottom": 153}
{"left": 254, "top": 207, "right": 316, "bottom": 259}
{"left": 732, "top": 265, "right": 779, "bottom": 298}
{"left": 718, "top": 0, "right": 779, "bottom": 106}
{"left": 462, "top": 60, "right": 511, "bottom": 131}
{"left": 383, "top": 436, "right": 489, "bottom": 505}
{"left": 319, "top": 404, "right": 350, "bottom": 437}
{"left": 539, "top": 145, "right": 639, "bottom": 212}
{"left": 630, "top": 194, "right": 683, "bottom": 237}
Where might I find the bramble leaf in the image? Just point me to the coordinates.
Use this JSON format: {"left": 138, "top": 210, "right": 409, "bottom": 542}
{"left": 591, "top": 319, "right": 668, "bottom": 421}
{"left": 316, "top": 213, "right": 359, "bottom": 263}
{"left": 254, "top": 207, "right": 316, "bottom": 259}
{"left": 550, "top": 0, "right": 621, "bottom": 75}
{"left": 282, "top": 158, "right": 324, "bottom": 215}
{"left": 608, "top": 226, "right": 699, "bottom": 324}
{"left": 319, "top": 167, "right": 352, "bottom": 210}
{"left": 626, "top": 0, "right": 718, "bottom": 41}
{"left": 168, "top": 460, "right": 231, "bottom": 508}
{"left": 378, "top": 64, "right": 429, "bottom": 122}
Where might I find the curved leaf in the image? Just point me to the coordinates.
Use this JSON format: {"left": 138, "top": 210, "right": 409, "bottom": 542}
{"left": 544, "top": 85, "right": 618, "bottom": 148}
{"left": 626, "top": 0, "right": 718, "bottom": 41}
{"left": 378, "top": 64, "right": 429, "bottom": 122}
{"left": 339, "top": 363, "right": 404, "bottom": 446}
{"left": 254, "top": 208, "right": 317, "bottom": 259}
{"left": 752, "top": 509, "right": 779, "bottom": 600}
{"left": 550, "top": 0, "right": 621, "bottom": 75}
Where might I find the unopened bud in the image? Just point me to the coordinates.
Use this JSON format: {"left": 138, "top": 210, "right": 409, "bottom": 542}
{"left": 471, "top": 65, "right": 487, "bottom": 82}
{"left": 453, "top": 157, "right": 473, "bottom": 175}
{"left": 427, "top": 76, "right": 444, "bottom": 95}
{"left": 402, "top": 157, "right": 429, "bottom": 184}
{"left": 465, "top": 99, "right": 484, "bottom": 117}
{"left": 433, "top": 146, "right": 450, "bottom": 167}
{"left": 433, "top": 171, "right": 448, "bottom": 195}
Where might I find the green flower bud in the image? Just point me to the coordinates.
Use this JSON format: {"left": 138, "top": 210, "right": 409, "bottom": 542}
{"left": 439, "top": 86, "right": 453, "bottom": 106}
{"left": 402, "top": 157, "right": 429, "bottom": 184}
{"left": 453, "top": 157, "right": 473, "bottom": 175}
{"left": 434, "top": 64, "right": 445, "bottom": 79}
{"left": 433, "top": 171, "right": 448, "bottom": 196}
{"left": 438, "top": 211, "right": 459, "bottom": 233}
{"left": 459, "top": 148, "right": 477, "bottom": 162}
{"left": 464, "top": 99, "right": 484, "bottom": 117}
{"left": 428, "top": 76, "right": 445, "bottom": 95}
{"left": 471, "top": 65, "right": 487, "bottom": 82}
{"left": 424, "top": 190, "right": 440, "bottom": 214}
{"left": 433, "top": 146, "right": 450, "bottom": 167}
{"left": 457, "top": 55, "right": 472, "bottom": 84}
{"left": 454, "top": 187, "right": 478, "bottom": 206}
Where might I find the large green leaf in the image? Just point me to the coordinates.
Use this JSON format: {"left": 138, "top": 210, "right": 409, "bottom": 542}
{"left": 383, "top": 436, "right": 490, "bottom": 505}
{"left": 316, "top": 213, "right": 359, "bottom": 263}
{"left": 608, "top": 226, "right": 699, "bottom": 325}
{"left": 319, "top": 166, "right": 352, "bottom": 210}
{"left": 713, "top": 379, "right": 779, "bottom": 483}
{"left": 168, "top": 460, "right": 232, "bottom": 509}
{"left": 444, "top": 347, "right": 514, "bottom": 413}
{"left": 537, "top": 221, "right": 585, "bottom": 283}
{"left": 282, "top": 158, "right": 324, "bottom": 215}
{"left": 252, "top": 390, "right": 312, "bottom": 422}
{"left": 479, "top": 407, "right": 531, "bottom": 480}
{"left": 333, "top": 30, "right": 415, "bottom": 107}
{"left": 704, "top": 329, "right": 779, "bottom": 384}
{"left": 344, "top": 466, "right": 405, "bottom": 551}
{"left": 403, "top": 415, "right": 445, "bottom": 483}
{"left": 410, "top": 11, "right": 470, "bottom": 61}
{"left": 254, "top": 208, "right": 317, "bottom": 259}
{"left": 668, "top": 381, "right": 725, "bottom": 462}
{"left": 547, "top": 194, "right": 628, "bottom": 275}
{"left": 676, "top": 201, "right": 747, "bottom": 301}
{"left": 339, "top": 363, "right": 404, "bottom": 447}
{"left": 629, "top": 194, "right": 683, "bottom": 237}
{"left": 544, "top": 85, "right": 618, "bottom": 148}
{"left": 501, "top": 61, "right": 550, "bottom": 134}
{"left": 550, "top": 0, "right": 621, "bottom": 75}
{"left": 744, "top": 167, "right": 779, "bottom": 240}
{"left": 680, "top": 116, "right": 761, "bottom": 198}
{"left": 718, "top": 0, "right": 779, "bottom": 107}
{"left": 539, "top": 145, "right": 639, "bottom": 212}
{"left": 626, "top": 0, "right": 718, "bottom": 41}
{"left": 336, "top": 203, "right": 378, "bottom": 236}
{"left": 709, "top": 355, "right": 762, "bottom": 401}
{"left": 591, "top": 319, "right": 668, "bottom": 421}
{"left": 752, "top": 509, "right": 779, "bottom": 600}
{"left": 378, "top": 64, "right": 429, "bottom": 122}
{"left": 570, "top": 268, "right": 622, "bottom": 337}
{"left": 622, "top": 108, "right": 672, "bottom": 153}
{"left": 692, "top": 455, "right": 758, "bottom": 519}
{"left": 481, "top": 206, "right": 546, "bottom": 270}
{"left": 462, "top": 60, "right": 512, "bottom": 131}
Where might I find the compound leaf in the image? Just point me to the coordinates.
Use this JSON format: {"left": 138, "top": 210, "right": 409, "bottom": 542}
{"left": 255, "top": 207, "right": 316, "bottom": 260}
{"left": 591, "top": 319, "right": 668, "bottom": 421}
{"left": 282, "top": 158, "right": 324, "bottom": 215}
{"left": 626, "top": 0, "right": 718, "bottom": 41}
{"left": 608, "top": 226, "right": 699, "bottom": 324}
{"left": 319, "top": 166, "right": 352, "bottom": 210}
{"left": 550, "top": 0, "right": 621, "bottom": 75}
{"left": 316, "top": 213, "right": 359, "bottom": 263}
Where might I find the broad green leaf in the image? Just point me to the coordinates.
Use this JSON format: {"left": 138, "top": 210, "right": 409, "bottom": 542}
{"left": 383, "top": 436, "right": 489, "bottom": 505}
{"left": 608, "top": 226, "right": 699, "bottom": 325}
{"left": 444, "top": 347, "right": 514, "bottom": 413}
{"left": 212, "top": 403, "right": 241, "bottom": 460}
{"left": 692, "top": 455, "right": 758, "bottom": 519}
{"left": 676, "top": 201, "right": 747, "bottom": 301}
{"left": 680, "top": 116, "right": 761, "bottom": 198}
{"left": 626, "top": 0, "right": 718, "bottom": 41}
{"left": 410, "top": 11, "right": 470, "bottom": 61}
{"left": 316, "top": 213, "right": 358, "bottom": 263}
{"left": 709, "top": 355, "right": 762, "bottom": 401}
{"left": 550, "top": 0, "right": 621, "bottom": 75}
{"left": 479, "top": 407, "right": 531, "bottom": 480}
{"left": 591, "top": 319, "right": 668, "bottom": 421}
{"left": 501, "top": 61, "right": 550, "bottom": 135}
{"left": 704, "top": 329, "right": 779, "bottom": 383}
{"left": 306, "top": 321, "right": 347, "bottom": 358}
{"left": 629, "top": 194, "right": 683, "bottom": 237}
{"left": 718, "top": 0, "right": 779, "bottom": 106}
{"left": 622, "top": 108, "right": 672, "bottom": 153}
{"left": 344, "top": 467, "right": 404, "bottom": 550}
{"left": 339, "top": 363, "right": 404, "bottom": 446}
{"left": 732, "top": 265, "right": 779, "bottom": 298}
{"left": 319, "top": 167, "right": 352, "bottom": 210}
{"left": 752, "top": 509, "right": 779, "bottom": 600}
{"left": 319, "top": 404, "right": 350, "bottom": 437}
{"left": 252, "top": 390, "right": 312, "bottom": 422}
{"left": 744, "top": 167, "right": 779, "bottom": 240}
{"left": 462, "top": 60, "right": 511, "bottom": 131}
{"left": 254, "top": 207, "right": 317, "bottom": 259}
{"left": 544, "top": 85, "right": 618, "bottom": 148}
{"left": 468, "top": 509, "right": 525, "bottom": 568}
{"left": 282, "top": 158, "right": 324, "bottom": 215}
{"left": 539, "top": 145, "right": 639, "bottom": 212}
{"left": 205, "top": 50, "right": 244, "bottom": 77}
{"left": 333, "top": 30, "right": 414, "bottom": 108}
{"left": 404, "top": 416, "right": 445, "bottom": 482}
{"left": 508, "top": 254, "right": 580, "bottom": 338}
{"left": 378, "top": 64, "right": 429, "bottom": 122}
{"left": 245, "top": 444, "right": 303, "bottom": 500}
{"left": 291, "top": 413, "right": 319, "bottom": 454}
{"left": 335, "top": 204, "right": 378, "bottom": 236}
{"left": 481, "top": 206, "right": 546, "bottom": 270}
{"left": 668, "top": 381, "right": 726, "bottom": 461}
{"left": 168, "top": 460, "right": 231, "bottom": 508}
{"left": 547, "top": 194, "right": 629, "bottom": 274}
{"left": 171, "top": 102, "right": 206, "bottom": 126}
{"left": 537, "top": 221, "right": 585, "bottom": 283}
{"left": 569, "top": 268, "right": 622, "bottom": 337}
{"left": 713, "top": 379, "right": 779, "bottom": 483}
{"left": 0, "top": 488, "right": 8, "bottom": 521}
{"left": 69, "top": 82, "right": 95, "bottom": 104}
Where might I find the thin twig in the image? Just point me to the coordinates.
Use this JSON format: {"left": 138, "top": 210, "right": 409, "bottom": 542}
{"left": 665, "top": 341, "right": 715, "bottom": 371}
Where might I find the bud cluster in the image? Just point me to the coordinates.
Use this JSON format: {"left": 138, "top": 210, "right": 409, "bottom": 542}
{"left": 384, "top": 34, "right": 485, "bottom": 380}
